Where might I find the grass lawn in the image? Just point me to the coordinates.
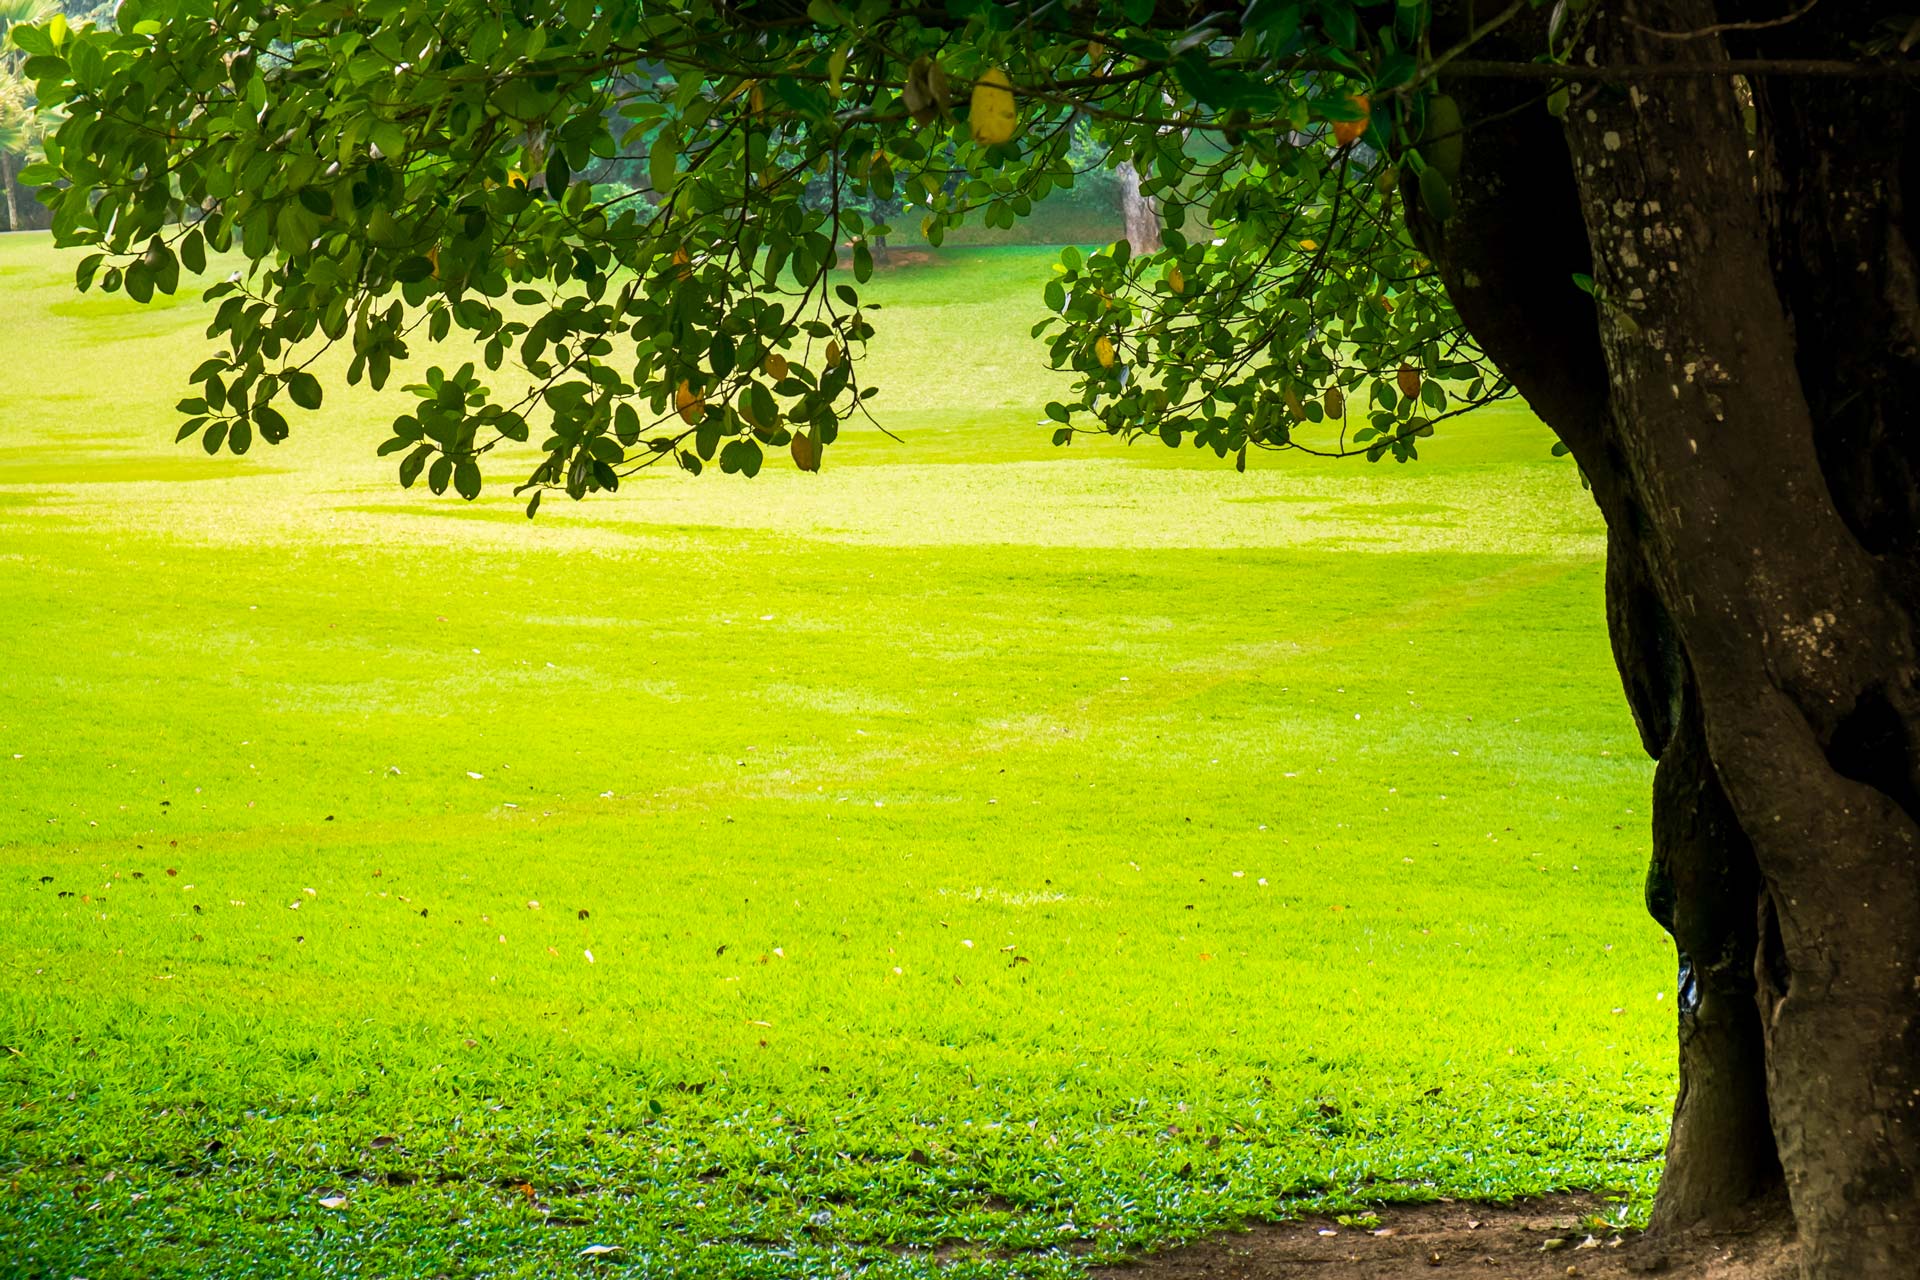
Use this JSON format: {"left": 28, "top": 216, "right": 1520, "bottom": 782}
{"left": 0, "top": 237, "right": 1671, "bottom": 1279}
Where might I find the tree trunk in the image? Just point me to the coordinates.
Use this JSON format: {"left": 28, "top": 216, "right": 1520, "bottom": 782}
{"left": 1413, "top": 4, "right": 1920, "bottom": 1275}
{"left": 1561, "top": 7, "right": 1920, "bottom": 1271}
{"left": 1640, "top": 656, "right": 1783, "bottom": 1230}
{"left": 2, "top": 151, "right": 19, "bottom": 233}
{"left": 1116, "top": 160, "right": 1161, "bottom": 256}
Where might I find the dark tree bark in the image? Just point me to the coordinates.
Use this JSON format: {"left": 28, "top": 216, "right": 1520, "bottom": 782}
{"left": 1413, "top": 3, "right": 1920, "bottom": 1275}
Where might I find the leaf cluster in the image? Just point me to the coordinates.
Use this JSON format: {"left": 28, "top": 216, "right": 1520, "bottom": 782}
{"left": 17, "top": 0, "right": 1518, "bottom": 508}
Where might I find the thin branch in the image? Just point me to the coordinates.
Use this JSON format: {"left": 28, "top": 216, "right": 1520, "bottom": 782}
{"left": 1623, "top": 0, "right": 1821, "bottom": 41}
{"left": 1402, "top": 0, "right": 1530, "bottom": 95}
{"left": 1444, "top": 56, "right": 1920, "bottom": 81}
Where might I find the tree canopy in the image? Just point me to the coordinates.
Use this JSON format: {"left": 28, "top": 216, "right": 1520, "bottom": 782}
{"left": 15, "top": 0, "right": 1513, "bottom": 514}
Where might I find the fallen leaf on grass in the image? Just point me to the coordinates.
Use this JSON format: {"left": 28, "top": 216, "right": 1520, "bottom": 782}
{"left": 317, "top": 1195, "right": 347, "bottom": 1209}
{"left": 580, "top": 1244, "right": 623, "bottom": 1257}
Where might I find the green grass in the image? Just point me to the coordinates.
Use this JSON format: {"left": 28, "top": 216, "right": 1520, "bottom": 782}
{"left": 0, "top": 236, "right": 1669, "bottom": 1279}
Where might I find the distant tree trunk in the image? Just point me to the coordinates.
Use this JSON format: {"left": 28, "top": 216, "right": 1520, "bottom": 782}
{"left": 1414, "top": 3, "right": 1920, "bottom": 1276}
{"left": 1116, "top": 160, "right": 1160, "bottom": 255}
{"left": 2, "top": 151, "right": 18, "bottom": 232}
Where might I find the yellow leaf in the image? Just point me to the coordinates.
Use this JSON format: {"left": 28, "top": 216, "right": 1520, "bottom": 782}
{"left": 1397, "top": 364, "right": 1422, "bottom": 401}
{"left": 764, "top": 352, "right": 789, "bottom": 380}
{"left": 1298, "top": 239, "right": 1318, "bottom": 252}
{"left": 1332, "top": 94, "right": 1369, "bottom": 147}
{"left": 1323, "top": 385, "right": 1345, "bottom": 418}
{"left": 790, "top": 432, "right": 819, "bottom": 472}
{"left": 1094, "top": 335, "right": 1116, "bottom": 369}
{"left": 969, "top": 67, "right": 1018, "bottom": 146}
{"left": 825, "top": 340, "right": 843, "bottom": 368}
{"left": 1167, "top": 264, "right": 1185, "bottom": 294}
{"left": 675, "top": 380, "right": 705, "bottom": 425}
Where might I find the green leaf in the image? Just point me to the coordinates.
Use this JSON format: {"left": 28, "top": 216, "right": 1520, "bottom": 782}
{"left": 649, "top": 126, "right": 680, "bottom": 196}
{"left": 124, "top": 261, "right": 154, "bottom": 304}
{"left": 613, "top": 403, "right": 640, "bottom": 445}
{"left": 719, "top": 438, "right": 763, "bottom": 477}
{"left": 709, "top": 330, "right": 736, "bottom": 378}
{"left": 286, "top": 370, "right": 323, "bottom": 411}
{"left": 255, "top": 405, "right": 290, "bottom": 443}
{"left": 370, "top": 119, "right": 407, "bottom": 160}
{"left": 399, "top": 445, "right": 430, "bottom": 487}
{"left": 150, "top": 244, "right": 180, "bottom": 297}
{"left": 748, "top": 382, "right": 778, "bottom": 430}
{"left": 9, "top": 22, "right": 53, "bottom": 56}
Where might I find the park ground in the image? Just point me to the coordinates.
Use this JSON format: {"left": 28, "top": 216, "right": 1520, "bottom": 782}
{"left": 0, "top": 237, "right": 1673, "bottom": 1278}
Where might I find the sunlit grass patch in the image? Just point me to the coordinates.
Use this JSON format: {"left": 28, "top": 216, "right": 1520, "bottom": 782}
{"left": 0, "top": 233, "right": 1664, "bottom": 1279}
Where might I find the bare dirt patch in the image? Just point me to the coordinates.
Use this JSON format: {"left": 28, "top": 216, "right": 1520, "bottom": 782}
{"left": 1093, "top": 1195, "right": 1797, "bottom": 1280}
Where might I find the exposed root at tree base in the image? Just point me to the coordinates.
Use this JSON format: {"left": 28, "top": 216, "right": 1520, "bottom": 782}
{"left": 1092, "top": 1194, "right": 1796, "bottom": 1279}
